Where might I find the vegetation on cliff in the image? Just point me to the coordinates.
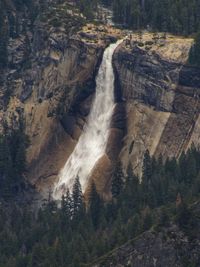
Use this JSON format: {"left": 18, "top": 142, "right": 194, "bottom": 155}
{"left": 189, "top": 31, "right": 200, "bottom": 66}
{"left": 0, "top": 0, "right": 38, "bottom": 70}
{"left": 0, "top": 0, "right": 94, "bottom": 71}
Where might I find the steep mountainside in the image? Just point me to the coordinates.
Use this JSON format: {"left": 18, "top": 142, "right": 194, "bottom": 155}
{"left": 1, "top": 1, "right": 200, "bottom": 199}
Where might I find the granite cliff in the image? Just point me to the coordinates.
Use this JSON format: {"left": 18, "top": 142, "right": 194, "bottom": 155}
{"left": 113, "top": 33, "right": 200, "bottom": 177}
{"left": 0, "top": 0, "right": 123, "bottom": 197}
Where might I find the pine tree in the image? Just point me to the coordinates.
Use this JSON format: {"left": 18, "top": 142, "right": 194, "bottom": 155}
{"left": 0, "top": 135, "right": 6, "bottom": 174}
{"left": 142, "top": 149, "right": 152, "bottom": 184}
{"left": 124, "top": 162, "right": 139, "bottom": 211}
{"left": 111, "top": 162, "right": 124, "bottom": 198}
{"left": 142, "top": 210, "right": 153, "bottom": 231}
{"left": 0, "top": 1, "right": 8, "bottom": 69}
{"left": 0, "top": 135, "right": 14, "bottom": 199}
{"left": 111, "top": 0, "right": 200, "bottom": 35}
{"left": 89, "top": 181, "right": 102, "bottom": 229}
{"left": 72, "top": 176, "right": 84, "bottom": 219}
{"left": 189, "top": 31, "right": 200, "bottom": 66}
{"left": 176, "top": 202, "right": 193, "bottom": 230}
{"left": 126, "top": 162, "right": 139, "bottom": 188}
{"left": 65, "top": 189, "right": 72, "bottom": 218}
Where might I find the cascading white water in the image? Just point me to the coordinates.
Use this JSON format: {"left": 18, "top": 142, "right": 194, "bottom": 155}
{"left": 53, "top": 40, "right": 123, "bottom": 199}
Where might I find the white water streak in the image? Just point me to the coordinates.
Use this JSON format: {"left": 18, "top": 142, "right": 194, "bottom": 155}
{"left": 53, "top": 40, "right": 123, "bottom": 199}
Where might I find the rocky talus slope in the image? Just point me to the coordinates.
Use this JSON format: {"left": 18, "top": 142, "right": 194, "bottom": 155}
{"left": 113, "top": 33, "right": 200, "bottom": 176}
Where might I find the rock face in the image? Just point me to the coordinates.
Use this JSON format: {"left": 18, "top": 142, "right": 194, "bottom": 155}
{"left": 0, "top": 0, "right": 124, "bottom": 197}
{"left": 23, "top": 37, "right": 104, "bottom": 193}
{"left": 113, "top": 33, "right": 200, "bottom": 176}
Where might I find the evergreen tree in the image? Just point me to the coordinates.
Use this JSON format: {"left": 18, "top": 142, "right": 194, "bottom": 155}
{"left": 0, "top": 1, "right": 8, "bottom": 69}
{"left": 189, "top": 31, "right": 200, "bottom": 66}
{"left": 110, "top": 0, "right": 200, "bottom": 35}
{"left": 176, "top": 202, "right": 194, "bottom": 231}
{"left": 126, "top": 162, "right": 138, "bottom": 187}
{"left": 89, "top": 181, "right": 102, "bottom": 228}
{"left": 142, "top": 150, "right": 152, "bottom": 181}
{"left": 111, "top": 162, "right": 124, "bottom": 198}
{"left": 60, "top": 191, "right": 71, "bottom": 228}
{"left": 72, "top": 176, "right": 84, "bottom": 219}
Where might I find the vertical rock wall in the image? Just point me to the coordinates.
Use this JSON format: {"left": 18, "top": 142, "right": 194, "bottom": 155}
{"left": 113, "top": 35, "right": 200, "bottom": 176}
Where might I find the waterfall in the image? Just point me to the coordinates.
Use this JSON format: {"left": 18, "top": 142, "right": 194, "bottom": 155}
{"left": 53, "top": 40, "right": 123, "bottom": 199}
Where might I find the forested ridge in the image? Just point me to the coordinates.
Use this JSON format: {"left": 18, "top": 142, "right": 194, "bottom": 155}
{"left": 0, "top": 118, "right": 29, "bottom": 200}
{"left": 0, "top": 144, "right": 200, "bottom": 266}
{"left": 102, "top": 0, "right": 200, "bottom": 35}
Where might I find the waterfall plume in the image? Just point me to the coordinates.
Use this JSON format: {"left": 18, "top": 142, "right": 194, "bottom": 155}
{"left": 53, "top": 40, "right": 123, "bottom": 199}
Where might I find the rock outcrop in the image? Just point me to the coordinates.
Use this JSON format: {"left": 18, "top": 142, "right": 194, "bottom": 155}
{"left": 91, "top": 201, "right": 200, "bottom": 267}
{"left": 92, "top": 224, "right": 200, "bottom": 267}
{"left": 113, "top": 33, "right": 200, "bottom": 176}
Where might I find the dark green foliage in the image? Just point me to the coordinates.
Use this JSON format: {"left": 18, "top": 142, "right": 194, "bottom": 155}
{"left": 78, "top": 0, "right": 98, "bottom": 19}
{"left": 101, "top": 0, "right": 112, "bottom": 6}
{"left": 111, "top": 162, "right": 124, "bottom": 198}
{"left": 0, "top": 1, "right": 8, "bottom": 69}
{"left": 72, "top": 176, "right": 84, "bottom": 219}
{"left": 1, "top": 130, "right": 200, "bottom": 265}
{"left": 109, "top": 0, "right": 200, "bottom": 35}
{"left": 189, "top": 31, "right": 200, "bottom": 66}
{"left": 176, "top": 202, "right": 193, "bottom": 229}
{"left": 89, "top": 181, "right": 102, "bottom": 228}
{"left": 0, "top": 120, "right": 28, "bottom": 200}
{"left": 61, "top": 189, "right": 72, "bottom": 220}
{"left": 142, "top": 149, "right": 152, "bottom": 183}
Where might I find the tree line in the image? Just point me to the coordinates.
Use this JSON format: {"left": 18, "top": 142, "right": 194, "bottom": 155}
{"left": 0, "top": 118, "right": 28, "bottom": 200}
{"left": 0, "top": 138, "right": 200, "bottom": 266}
{"left": 100, "top": 0, "right": 200, "bottom": 66}
{"left": 102, "top": 0, "right": 200, "bottom": 36}
{"left": 189, "top": 31, "right": 200, "bottom": 66}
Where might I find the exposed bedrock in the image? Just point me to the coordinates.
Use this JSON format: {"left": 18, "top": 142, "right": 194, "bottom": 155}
{"left": 24, "top": 39, "right": 105, "bottom": 194}
{"left": 16, "top": 34, "right": 200, "bottom": 196}
{"left": 113, "top": 36, "right": 200, "bottom": 176}
{"left": 24, "top": 26, "right": 124, "bottom": 197}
